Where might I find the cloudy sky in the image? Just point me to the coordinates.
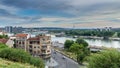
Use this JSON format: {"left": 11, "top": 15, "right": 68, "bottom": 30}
{"left": 0, "top": 0, "right": 120, "bottom": 28}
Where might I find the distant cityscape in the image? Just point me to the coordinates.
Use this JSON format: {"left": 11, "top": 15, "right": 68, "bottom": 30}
{"left": 1, "top": 26, "right": 120, "bottom": 34}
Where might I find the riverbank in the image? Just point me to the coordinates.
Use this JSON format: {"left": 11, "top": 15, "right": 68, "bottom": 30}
{"left": 51, "top": 36, "right": 120, "bottom": 48}
{"left": 78, "top": 36, "right": 120, "bottom": 41}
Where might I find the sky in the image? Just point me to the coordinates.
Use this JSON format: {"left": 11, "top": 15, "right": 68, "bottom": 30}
{"left": 0, "top": 0, "right": 120, "bottom": 28}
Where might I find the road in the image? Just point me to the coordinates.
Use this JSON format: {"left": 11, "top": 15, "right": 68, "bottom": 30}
{"left": 51, "top": 49, "right": 80, "bottom": 68}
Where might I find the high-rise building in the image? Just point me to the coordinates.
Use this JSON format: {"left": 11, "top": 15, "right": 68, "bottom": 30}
{"left": 5, "top": 26, "right": 13, "bottom": 33}
{"left": 12, "top": 27, "right": 23, "bottom": 33}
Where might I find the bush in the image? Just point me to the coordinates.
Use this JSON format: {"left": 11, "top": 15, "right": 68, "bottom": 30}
{"left": 0, "top": 48, "right": 31, "bottom": 63}
{"left": 64, "top": 40, "right": 74, "bottom": 49}
{"left": 88, "top": 49, "right": 120, "bottom": 68}
{"left": 0, "top": 43, "right": 8, "bottom": 52}
{"left": 30, "top": 57, "right": 45, "bottom": 68}
{"left": 0, "top": 48, "right": 44, "bottom": 68}
{"left": 76, "top": 38, "right": 88, "bottom": 47}
{"left": 0, "top": 43, "right": 8, "bottom": 49}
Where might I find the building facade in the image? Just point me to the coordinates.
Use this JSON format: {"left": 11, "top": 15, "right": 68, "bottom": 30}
{"left": 5, "top": 26, "right": 13, "bottom": 33}
{"left": 15, "top": 34, "right": 51, "bottom": 59}
{"left": 15, "top": 34, "right": 28, "bottom": 51}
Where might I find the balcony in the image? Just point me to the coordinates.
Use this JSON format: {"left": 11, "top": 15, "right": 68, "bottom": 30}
{"left": 43, "top": 54, "right": 51, "bottom": 59}
{"left": 41, "top": 47, "right": 47, "bottom": 50}
{"left": 41, "top": 45, "right": 47, "bottom": 50}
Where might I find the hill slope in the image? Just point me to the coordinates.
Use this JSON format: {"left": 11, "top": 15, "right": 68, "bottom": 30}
{"left": 0, "top": 58, "right": 36, "bottom": 68}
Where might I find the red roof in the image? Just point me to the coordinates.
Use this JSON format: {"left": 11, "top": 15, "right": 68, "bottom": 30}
{"left": 16, "top": 34, "right": 28, "bottom": 37}
{"left": 0, "top": 38, "right": 8, "bottom": 44}
{"left": 28, "top": 37, "right": 40, "bottom": 41}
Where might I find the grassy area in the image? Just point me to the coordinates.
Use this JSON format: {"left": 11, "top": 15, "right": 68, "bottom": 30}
{"left": 0, "top": 58, "right": 36, "bottom": 68}
{"left": 54, "top": 47, "right": 77, "bottom": 61}
{"left": 62, "top": 50, "right": 77, "bottom": 61}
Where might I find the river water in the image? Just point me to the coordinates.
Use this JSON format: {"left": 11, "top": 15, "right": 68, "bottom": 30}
{"left": 51, "top": 37, "right": 120, "bottom": 48}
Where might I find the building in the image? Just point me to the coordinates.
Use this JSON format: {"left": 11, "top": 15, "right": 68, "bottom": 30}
{"left": 12, "top": 27, "right": 23, "bottom": 33}
{"left": 14, "top": 34, "right": 51, "bottom": 59}
{"left": 0, "top": 38, "right": 14, "bottom": 48}
{"left": 5, "top": 26, "right": 13, "bottom": 33}
{"left": 0, "top": 30, "right": 6, "bottom": 35}
{"left": 15, "top": 34, "right": 29, "bottom": 51}
{"left": 0, "top": 38, "right": 8, "bottom": 44}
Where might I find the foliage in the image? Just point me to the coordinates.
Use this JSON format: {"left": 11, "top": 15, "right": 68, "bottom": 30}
{"left": 0, "top": 43, "right": 8, "bottom": 52}
{"left": 117, "top": 32, "right": 120, "bottom": 37}
{"left": 69, "top": 43, "right": 83, "bottom": 54}
{"left": 0, "top": 48, "right": 31, "bottom": 63}
{"left": 63, "top": 38, "right": 90, "bottom": 64}
{"left": 0, "top": 43, "right": 8, "bottom": 49}
{"left": 66, "top": 30, "right": 115, "bottom": 37}
{"left": 64, "top": 40, "right": 74, "bottom": 49}
{"left": 0, "top": 48, "right": 45, "bottom": 68}
{"left": 0, "top": 35, "right": 8, "bottom": 39}
{"left": 29, "top": 57, "right": 45, "bottom": 68}
{"left": 76, "top": 38, "right": 88, "bottom": 47}
{"left": 69, "top": 43, "right": 90, "bottom": 63}
{"left": 49, "top": 29, "right": 115, "bottom": 37}
{"left": 87, "top": 49, "right": 120, "bottom": 68}
{"left": 0, "top": 58, "right": 36, "bottom": 68}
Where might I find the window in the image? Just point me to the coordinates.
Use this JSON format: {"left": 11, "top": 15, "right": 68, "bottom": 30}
{"left": 43, "top": 38, "right": 45, "bottom": 41}
{"left": 38, "top": 51, "right": 40, "bottom": 53}
{"left": 34, "top": 46, "right": 36, "bottom": 48}
{"left": 37, "top": 41, "right": 40, "bottom": 44}
{"left": 29, "top": 50, "right": 32, "bottom": 52}
{"left": 22, "top": 41, "right": 24, "bottom": 44}
{"left": 19, "top": 42, "right": 21, "bottom": 44}
{"left": 30, "top": 41, "right": 33, "bottom": 44}
{"left": 47, "top": 50, "right": 50, "bottom": 52}
{"left": 34, "top": 51, "right": 36, "bottom": 54}
{"left": 29, "top": 45, "right": 32, "bottom": 48}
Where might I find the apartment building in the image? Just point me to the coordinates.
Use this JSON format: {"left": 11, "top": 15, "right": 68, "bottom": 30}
{"left": 15, "top": 34, "right": 51, "bottom": 59}
{"left": 27, "top": 35, "right": 51, "bottom": 59}
{"left": 15, "top": 34, "right": 29, "bottom": 51}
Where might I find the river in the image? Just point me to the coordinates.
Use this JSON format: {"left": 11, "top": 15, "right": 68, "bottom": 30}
{"left": 51, "top": 37, "right": 120, "bottom": 48}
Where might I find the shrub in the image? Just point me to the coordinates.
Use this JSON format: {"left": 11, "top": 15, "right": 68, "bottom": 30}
{"left": 0, "top": 48, "right": 31, "bottom": 63}
{"left": 0, "top": 43, "right": 8, "bottom": 49}
{"left": 30, "top": 57, "right": 45, "bottom": 68}
{"left": 0, "top": 48, "right": 44, "bottom": 68}
{"left": 0, "top": 43, "right": 8, "bottom": 52}
{"left": 88, "top": 49, "right": 120, "bottom": 68}
{"left": 64, "top": 40, "right": 74, "bottom": 49}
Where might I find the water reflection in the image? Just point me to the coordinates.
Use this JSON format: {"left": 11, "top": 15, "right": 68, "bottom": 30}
{"left": 51, "top": 37, "right": 120, "bottom": 48}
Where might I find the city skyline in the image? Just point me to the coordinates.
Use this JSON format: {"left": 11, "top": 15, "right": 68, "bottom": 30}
{"left": 0, "top": 0, "right": 120, "bottom": 28}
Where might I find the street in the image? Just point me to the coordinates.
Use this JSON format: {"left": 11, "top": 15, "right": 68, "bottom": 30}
{"left": 51, "top": 49, "right": 80, "bottom": 68}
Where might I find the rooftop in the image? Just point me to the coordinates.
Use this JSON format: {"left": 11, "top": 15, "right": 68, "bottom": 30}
{"left": 0, "top": 38, "right": 8, "bottom": 44}
{"left": 16, "top": 34, "right": 28, "bottom": 38}
{"left": 28, "top": 37, "right": 40, "bottom": 41}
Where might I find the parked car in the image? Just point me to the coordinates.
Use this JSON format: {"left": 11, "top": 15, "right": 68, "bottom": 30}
{"left": 62, "top": 56, "right": 65, "bottom": 59}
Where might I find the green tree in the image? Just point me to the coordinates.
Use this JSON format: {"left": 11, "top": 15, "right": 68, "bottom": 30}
{"left": 117, "top": 32, "right": 120, "bottom": 37}
{"left": 76, "top": 38, "right": 88, "bottom": 47}
{"left": 64, "top": 40, "right": 74, "bottom": 49}
{"left": 0, "top": 35, "right": 8, "bottom": 39}
{"left": 88, "top": 49, "right": 120, "bottom": 68}
{"left": 69, "top": 43, "right": 85, "bottom": 63}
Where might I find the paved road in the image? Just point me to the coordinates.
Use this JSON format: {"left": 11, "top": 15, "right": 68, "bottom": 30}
{"left": 51, "top": 49, "right": 80, "bottom": 68}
